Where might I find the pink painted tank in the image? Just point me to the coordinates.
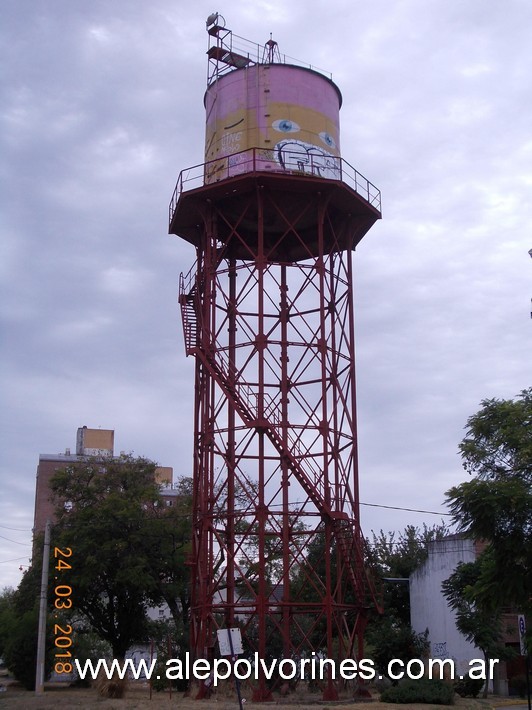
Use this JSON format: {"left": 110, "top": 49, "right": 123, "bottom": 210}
{"left": 204, "top": 64, "right": 343, "bottom": 183}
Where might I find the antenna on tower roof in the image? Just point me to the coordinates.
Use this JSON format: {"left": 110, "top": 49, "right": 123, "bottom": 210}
{"left": 263, "top": 33, "right": 281, "bottom": 64}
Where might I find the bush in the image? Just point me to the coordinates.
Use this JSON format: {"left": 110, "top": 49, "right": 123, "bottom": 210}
{"left": 369, "top": 622, "right": 430, "bottom": 683}
{"left": 454, "top": 673, "right": 484, "bottom": 698}
{"left": 509, "top": 674, "right": 527, "bottom": 698}
{"left": 71, "top": 628, "right": 112, "bottom": 687}
{"left": 380, "top": 677, "right": 455, "bottom": 705}
{"left": 151, "top": 651, "right": 189, "bottom": 693}
{"left": 2, "top": 609, "right": 53, "bottom": 690}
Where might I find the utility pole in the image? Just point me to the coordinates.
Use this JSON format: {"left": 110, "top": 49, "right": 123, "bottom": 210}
{"left": 35, "top": 518, "right": 51, "bottom": 694}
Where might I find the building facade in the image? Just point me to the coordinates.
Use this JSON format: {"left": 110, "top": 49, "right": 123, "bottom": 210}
{"left": 409, "top": 534, "right": 524, "bottom": 695}
{"left": 33, "top": 426, "right": 175, "bottom": 535}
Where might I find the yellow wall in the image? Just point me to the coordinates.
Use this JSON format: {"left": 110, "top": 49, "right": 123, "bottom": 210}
{"left": 155, "top": 466, "right": 173, "bottom": 485}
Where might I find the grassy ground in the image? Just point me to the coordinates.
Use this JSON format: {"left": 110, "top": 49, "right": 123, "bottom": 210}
{"left": 0, "top": 678, "right": 521, "bottom": 710}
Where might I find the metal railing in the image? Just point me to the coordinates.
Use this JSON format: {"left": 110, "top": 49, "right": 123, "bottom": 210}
{"left": 169, "top": 147, "right": 381, "bottom": 227}
{"left": 207, "top": 28, "right": 333, "bottom": 85}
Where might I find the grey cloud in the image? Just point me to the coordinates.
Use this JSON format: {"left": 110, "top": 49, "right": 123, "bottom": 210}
{"left": 1, "top": 0, "right": 530, "bottom": 587}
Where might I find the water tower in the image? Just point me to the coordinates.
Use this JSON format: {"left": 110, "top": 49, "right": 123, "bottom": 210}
{"left": 169, "top": 16, "right": 382, "bottom": 701}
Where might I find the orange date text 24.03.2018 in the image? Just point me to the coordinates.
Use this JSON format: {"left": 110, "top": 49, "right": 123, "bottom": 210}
{"left": 53, "top": 546, "right": 73, "bottom": 674}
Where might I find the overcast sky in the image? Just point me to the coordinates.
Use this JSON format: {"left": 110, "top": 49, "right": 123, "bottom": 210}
{"left": 1, "top": 0, "right": 530, "bottom": 590}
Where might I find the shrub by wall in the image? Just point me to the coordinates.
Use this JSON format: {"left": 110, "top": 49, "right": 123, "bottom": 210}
{"left": 454, "top": 673, "right": 484, "bottom": 698}
{"left": 380, "top": 677, "right": 455, "bottom": 705}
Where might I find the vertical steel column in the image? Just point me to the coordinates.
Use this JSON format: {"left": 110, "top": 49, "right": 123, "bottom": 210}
{"left": 318, "top": 195, "right": 339, "bottom": 702}
{"left": 226, "top": 258, "right": 237, "bottom": 628}
{"left": 279, "top": 264, "right": 291, "bottom": 659}
{"left": 253, "top": 186, "right": 271, "bottom": 702}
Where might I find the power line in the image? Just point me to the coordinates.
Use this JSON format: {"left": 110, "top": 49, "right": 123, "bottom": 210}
{"left": 32, "top": 499, "right": 452, "bottom": 526}
{"left": 0, "top": 556, "right": 30, "bottom": 564}
{"left": 0, "top": 524, "right": 32, "bottom": 532}
{"left": 0, "top": 534, "right": 31, "bottom": 546}
{"left": 360, "top": 501, "right": 452, "bottom": 516}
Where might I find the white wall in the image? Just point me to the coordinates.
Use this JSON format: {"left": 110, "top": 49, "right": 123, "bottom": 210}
{"left": 410, "top": 536, "right": 481, "bottom": 679}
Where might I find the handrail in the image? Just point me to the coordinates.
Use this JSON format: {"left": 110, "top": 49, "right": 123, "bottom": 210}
{"left": 207, "top": 30, "right": 334, "bottom": 85}
{"left": 169, "top": 147, "right": 381, "bottom": 227}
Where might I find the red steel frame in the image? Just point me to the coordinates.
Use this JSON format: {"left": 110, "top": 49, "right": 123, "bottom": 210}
{"left": 171, "top": 167, "right": 381, "bottom": 701}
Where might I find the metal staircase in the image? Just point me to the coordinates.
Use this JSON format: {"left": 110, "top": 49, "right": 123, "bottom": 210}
{"left": 178, "top": 271, "right": 198, "bottom": 356}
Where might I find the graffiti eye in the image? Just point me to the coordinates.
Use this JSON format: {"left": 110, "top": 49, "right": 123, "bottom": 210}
{"left": 272, "top": 119, "right": 300, "bottom": 133}
{"left": 319, "top": 132, "right": 336, "bottom": 148}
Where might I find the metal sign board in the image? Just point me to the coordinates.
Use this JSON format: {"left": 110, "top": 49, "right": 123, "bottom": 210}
{"left": 217, "top": 627, "right": 243, "bottom": 656}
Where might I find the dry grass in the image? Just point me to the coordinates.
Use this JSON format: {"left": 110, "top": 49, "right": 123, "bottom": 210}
{"left": 0, "top": 678, "right": 502, "bottom": 710}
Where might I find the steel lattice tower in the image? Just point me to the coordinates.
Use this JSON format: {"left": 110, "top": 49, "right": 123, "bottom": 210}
{"left": 169, "top": 18, "right": 382, "bottom": 701}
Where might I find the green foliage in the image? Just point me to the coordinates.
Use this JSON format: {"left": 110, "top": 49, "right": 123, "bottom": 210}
{"left": 380, "top": 677, "right": 455, "bottom": 705}
{"left": 0, "top": 587, "right": 16, "bottom": 658}
{"left": 150, "top": 646, "right": 188, "bottom": 693}
{"left": 442, "top": 559, "right": 506, "bottom": 664}
{"left": 146, "top": 618, "right": 188, "bottom": 692}
{"left": 12, "top": 562, "right": 42, "bottom": 616}
{"left": 290, "top": 523, "right": 448, "bottom": 656}
{"left": 445, "top": 389, "right": 532, "bottom": 615}
{"left": 70, "top": 625, "right": 112, "bottom": 686}
{"left": 146, "top": 477, "right": 192, "bottom": 633}
{"left": 509, "top": 674, "right": 528, "bottom": 698}
{"left": 365, "top": 524, "right": 448, "bottom": 677}
{"left": 2, "top": 608, "right": 52, "bottom": 690}
{"left": 369, "top": 621, "right": 429, "bottom": 683}
{"left": 453, "top": 673, "right": 484, "bottom": 698}
{"left": 457, "top": 388, "right": 532, "bottom": 480}
{"left": 1, "top": 570, "right": 54, "bottom": 690}
{"left": 50, "top": 455, "right": 192, "bottom": 657}
{"left": 368, "top": 523, "right": 450, "bottom": 625}
{"left": 291, "top": 528, "right": 332, "bottom": 600}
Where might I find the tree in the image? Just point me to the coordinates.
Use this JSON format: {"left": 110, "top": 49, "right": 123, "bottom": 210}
{"left": 445, "top": 389, "right": 532, "bottom": 615}
{"left": 370, "top": 623, "right": 429, "bottom": 685}
{"left": 0, "top": 565, "right": 54, "bottom": 690}
{"left": 145, "top": 476, "right": 192, "bottom": 648}
{"left": 4, "top": 609, "right": 44, "bottom": 690}
{"left": 0, "top": 587, "right": 16, "bottom": 659}
{"left": 442, "top": 558, "right": 509, "bottom": 697}
{"left": 364, "top": 524, "right": 448, "bottom": 679}
{"left": 367, "top": 523, "right": 450, "bottom": 625}
{"left": 50, "top": 454, "right": 191, "bottom": 659}
{"left": 457, "top": 388, "right": 531, "bottom": 481}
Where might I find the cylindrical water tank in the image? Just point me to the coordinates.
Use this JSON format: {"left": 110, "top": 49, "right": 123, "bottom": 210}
{"left": 204, "top": 64, "right": 342, "bottom": 183}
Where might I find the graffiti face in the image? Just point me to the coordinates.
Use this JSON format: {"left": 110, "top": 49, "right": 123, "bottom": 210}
{"left": 270, "top": 110, "right": 340, "bottom": 178}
